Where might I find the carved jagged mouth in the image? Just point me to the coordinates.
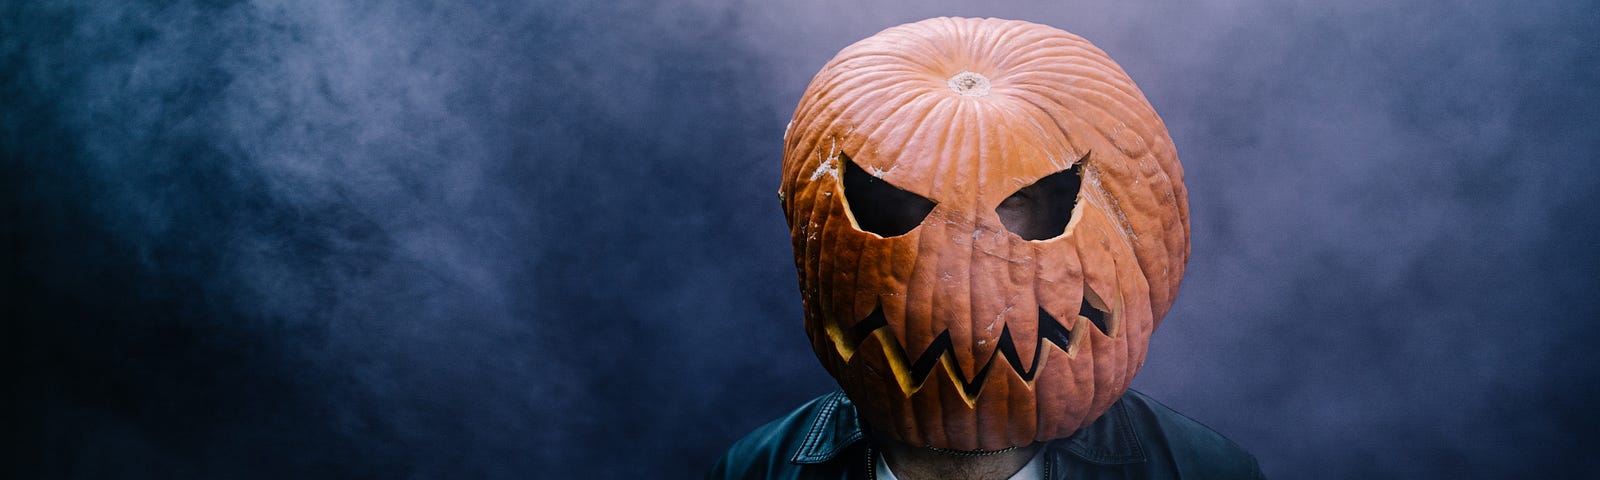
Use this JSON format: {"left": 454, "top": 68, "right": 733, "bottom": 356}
{"left": 833, "top": 294, "right": 1114, "bottom": 401}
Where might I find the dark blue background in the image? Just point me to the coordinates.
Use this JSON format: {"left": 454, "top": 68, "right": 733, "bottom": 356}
{"left": 6, "top": 1, "right": 1598, "bottom": 478}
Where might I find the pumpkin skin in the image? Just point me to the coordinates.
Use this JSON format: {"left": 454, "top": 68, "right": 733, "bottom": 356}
{"left": 780, "top": 17, "right": 1189, "bottom": 450}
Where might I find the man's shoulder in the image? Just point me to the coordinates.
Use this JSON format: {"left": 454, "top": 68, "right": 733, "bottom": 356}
{"left": 707, "top": 391, "right": 857, "bottom": 480}
{"left": 709, "top": 390, "right": 1263, "bottom": 480}
{"left": 1114, "top": 389, "right": 1263, "bottom": 479}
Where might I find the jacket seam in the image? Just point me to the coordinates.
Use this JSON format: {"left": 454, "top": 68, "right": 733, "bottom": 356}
{"left": 790, "top": 391, "right": 843, "bottom": 464}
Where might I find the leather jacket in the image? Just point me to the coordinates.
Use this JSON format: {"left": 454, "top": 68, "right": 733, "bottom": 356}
{"left": 710, "top": 390, "right": 1262, "bottom": 479}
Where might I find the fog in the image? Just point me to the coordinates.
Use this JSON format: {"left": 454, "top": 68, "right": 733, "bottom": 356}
{"left": 6, "top": 0, "right": 1597, "bottom": 477}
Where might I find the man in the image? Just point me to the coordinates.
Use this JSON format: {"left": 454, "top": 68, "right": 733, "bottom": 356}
{"left": 713, "top": 17, "right": 1260, "bottom": 479}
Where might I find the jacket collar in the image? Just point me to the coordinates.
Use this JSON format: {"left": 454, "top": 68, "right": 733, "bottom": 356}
{"left": 789, "top": 391, "right": 1147, "bottom": 466}
{"left": 789, "top": 391, "right": 866, "bottom": 464}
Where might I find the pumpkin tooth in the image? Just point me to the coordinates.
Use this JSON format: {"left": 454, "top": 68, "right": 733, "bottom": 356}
{"left": 1037, "top": 307, "right": 1074, "bottom": 355}
{"left": 843, "top": 302, "right": 1063, "bottom": 398}
{"left": 830, "top": 302, "right": 889, "bottom": 362}
{"left": 993, "top": 324, "right": 1028, "bottom": 376}
{"left": 1080, "top": 286, "right": 1114, "bottom": 337}
{"left": 1068, "top": 315, "right": 1090, "bottom": 358}
{"left": 1078, "top": 297, "right": 1109, "bottom": 337}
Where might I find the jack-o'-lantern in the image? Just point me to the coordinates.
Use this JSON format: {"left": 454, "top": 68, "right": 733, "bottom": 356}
{"left": 780, "top": 17, "right": 1189, "bottom": 451}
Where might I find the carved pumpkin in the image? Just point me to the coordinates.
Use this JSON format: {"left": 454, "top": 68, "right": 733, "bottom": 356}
{"left": 780, "top": 17, "right": 1189, "bottom": 450}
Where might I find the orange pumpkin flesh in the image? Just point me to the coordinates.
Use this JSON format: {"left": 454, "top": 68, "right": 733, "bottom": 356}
{"left": 781, "top": 17, "right": 1189, "bottom": 450}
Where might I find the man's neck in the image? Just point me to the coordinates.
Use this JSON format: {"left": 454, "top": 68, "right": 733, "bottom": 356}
{"left": 878, "top": 439, "right": 1042, "bottom": 480}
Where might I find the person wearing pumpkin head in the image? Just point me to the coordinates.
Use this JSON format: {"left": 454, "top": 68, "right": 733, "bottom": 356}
{"left": 710, "top": 17, "right": 1261, "bottom": 480}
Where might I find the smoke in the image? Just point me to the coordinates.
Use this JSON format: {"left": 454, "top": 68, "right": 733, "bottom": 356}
{"left": 4, "top": 0, "right": 1597, "bottom": 478}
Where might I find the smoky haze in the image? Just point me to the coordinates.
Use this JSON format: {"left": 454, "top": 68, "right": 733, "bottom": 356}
{"left": 5, "top": 0, "right": 1597, "bottom": 478}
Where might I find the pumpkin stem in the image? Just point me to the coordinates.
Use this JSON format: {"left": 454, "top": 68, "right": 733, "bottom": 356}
{"left": 947, "top": 71, "right": 991, "bottom": 97}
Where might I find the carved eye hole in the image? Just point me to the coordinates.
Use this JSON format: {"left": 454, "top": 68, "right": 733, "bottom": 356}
{"left": 996, "top": 156, "right": 1086, "bottom": 241}
{"left": 840, "top": 153, "right": 937, "bottom": 237}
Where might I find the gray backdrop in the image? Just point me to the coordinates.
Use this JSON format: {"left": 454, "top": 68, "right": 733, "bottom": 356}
{"left": 6, "top": 0, "right": 1598, "bottom": 478}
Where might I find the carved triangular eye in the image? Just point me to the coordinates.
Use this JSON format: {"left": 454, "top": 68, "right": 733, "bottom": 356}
{"left": 841, "top": 153, "right": 936, "bottom": 237}
{"left": 996, "top": 156, "right": 1085, "bottom": 241}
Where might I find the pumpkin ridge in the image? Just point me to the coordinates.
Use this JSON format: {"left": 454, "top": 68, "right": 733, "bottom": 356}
{"left": 1112, "top": 250, "right": 1144, "bottom": 403}
{"left": 812, "top": 182, "right": 839, "bottom": 354}
{"left": 976, "top": 20, "right": 1029, "bottom": 72}
{"left": 851, "top": 93, "right": 940, "bottom": 190}
{"left": 1011, "top": 62, "right": 1139, "bottom": 109}
{"left": 901, "top": 205, "right": 935, "bottom": 356}
{"left": 883, "top": 21, "right": 956, "bottom": 68}
{"left": 1010, "top": 52, "right": 1138, "bottom": 97}
{"left": 853, "top": 50, "right": 947, "bottom": 80}
{"left": 962, "top": 100, "right": 989, "bottom": 379}
{"left": 1003, "top": 99, "right": 1085, "bottom": 177}
{"left": 933, "top": 98, "right": 973, "bottom": 378}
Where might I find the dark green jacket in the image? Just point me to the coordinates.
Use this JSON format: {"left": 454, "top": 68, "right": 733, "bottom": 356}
{"left": 710, "top": 390, "right": 1262, "bottom": 479}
